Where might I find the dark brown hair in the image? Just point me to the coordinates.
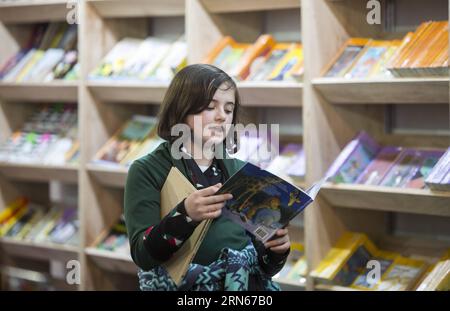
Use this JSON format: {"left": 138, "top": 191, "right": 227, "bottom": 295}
{"left": 157, "top": 64, "right": 240, "bottom": 150}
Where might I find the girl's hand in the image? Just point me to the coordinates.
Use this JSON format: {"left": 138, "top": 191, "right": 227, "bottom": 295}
{"left": 184, "top": 183, "right": 233, "bottom": 222}
{"left": 264, "top": 228, "right": 290, "bottom": 254}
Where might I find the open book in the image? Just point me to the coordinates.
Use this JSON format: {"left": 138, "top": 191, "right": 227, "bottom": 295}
{"left": 217, "top": 162, "right": 325, "bottom": 242}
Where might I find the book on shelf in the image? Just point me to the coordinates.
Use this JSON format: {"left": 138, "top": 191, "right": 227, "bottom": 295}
{"left": 92, "top": 115, "right": 158, "bottom": 167}
{"left": 310, "top": 232, "right": 428, "bottom": 291}
{"left": 322, "top": 38, "right": 369, "bottom": 78}
{"left": 0, "top": 198, "right": 79, "bottom": 246}
{"left": 89, "top": 36, "right": 187, "bottom": 82}
{"left": 205, "top": 35, "right": 304, "bottom": 82}
{"left": 343, "top": 40, "right": 393, "bottom": 79}
{"left": 425, "top": 147, "right": 450, "bottom": 191}
{"left": 203, "top": 36, "right": 251, "bottom": 78}
{"left": 416, "top": 250, "right": 450, "bottom": 291}
{"left": 0, "top": 104, "right": 78, "bottom": 165}
{"left": 247, "top": 43, "right": 293, "bottom": 81}
{"left": 96, "top": 215, "right": 129, "bottom": 254}
{"left": 386, "top": 21, "right": 449, "bottom": 77}
{"left": 216, "top": 162, "right": 325, "bottom": 242}
{"left": 356, "top": 146, "right": 403, "bottom": 186}
{"left": 0, "top": 23, "right": 78, "bottom": 83}
{"left": 326, "top": 131, "right": 447, "bottom": 190}
{"left": 265, "top": 143, "right": 304, "bottom": 182}
{"left": 273, "top": 242, "right": 307, "bottom": 285}
{"left": 379, "top": 149, "right": 444, "bottom": 189}
{"left": 321, "top": 21, "right": 448, "bottom": 79}
{"left": 326, "top": 131, "right": 380, "bottom": 184}
{"left": 266, "top": 44, "right": 303, "bottom": 81}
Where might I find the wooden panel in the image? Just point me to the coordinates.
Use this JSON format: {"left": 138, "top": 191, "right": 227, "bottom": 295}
{"left": 87, "top": 82, "right": 168, "bottom": 104}
{"left": 85, "top": 247, "right": 136, "bottom": 275}
{"left": 88, "top": 0, "right": 185, "bottom": 18}
{"left": 86, "top": 164, "right": 128, "bottom": 188}
{"left": 0, "top": 163, "right": 79, "bottom": 184}
{"left": 0, "top": 82, "right": 79, "bottom": 102}
{"left": 0, "top": 0, "right": 71, "bottom": 24}
{"left": 201, "top": 0, "right": 300, "bottom": 13}
{"left": 0, "top": 237, "right": 79, "bottom": 262}
{"left": 313, "top": 78, "right": 449, "bottom": 104}
{"left": 238, "top": 82, "right": 302, "bottom": 107}
{"left": 321, "top": 183, "right": 450, "bottom": 217}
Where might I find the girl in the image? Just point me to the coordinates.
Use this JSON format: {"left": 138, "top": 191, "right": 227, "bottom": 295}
{"left": 124, "top": 64, "right": 290, "bottom": 291}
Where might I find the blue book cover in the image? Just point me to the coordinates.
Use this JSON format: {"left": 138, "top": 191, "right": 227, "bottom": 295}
{"left": 217, "top": 162, "right": 323, "bottom": 242}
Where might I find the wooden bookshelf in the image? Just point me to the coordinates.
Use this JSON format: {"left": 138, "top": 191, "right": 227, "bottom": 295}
{"left": 313, "top": 77, "right": 449, "bottom": 104}
{"left": 0, "top": 0, "right": 448, "bottom": 292}
{"left": 0, "top": 163, "right": 79, "bottom": 184}
{"left": 302, "top": 0, "right": 450, "bottom": 292}
{"left": 0, "top": 82, "right": 79, "bottom": 102}
{"left": 0, "top": 0, "right": 71, "bottom": 23}
{"left": 321, "top": 183, "right": 450, "bottom": 217}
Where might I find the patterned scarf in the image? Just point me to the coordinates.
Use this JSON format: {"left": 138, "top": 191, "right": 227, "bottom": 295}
{"left": 138, "top": 243, "right": 281, "bottom": 291}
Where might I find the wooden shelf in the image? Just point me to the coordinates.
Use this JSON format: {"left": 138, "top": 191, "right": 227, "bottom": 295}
{"left": 86, "top": 163, "right": 128, "bottom": 188}
{"left": 87, "top": 0, "right": 185, "bottom": 18}
{"left": 87, "top": 81, "right": 168, "bottom": 104}
{"left": 313, "top": 77, "right": 449, "bottom": 104}
{"left": 201, "top": 0, "right": 300, "bottom": 13}
{"left": 275, "top": 277, "right": 306, "bottom": 291}
{"left": 0, "top": 82, "right": 78, "bottom": 102}
{"left": 87, "top": 81, "right": 302, "bottom": 107}
{"left": 238, "top": 81, "right": 303, "bottom": 107}
{"left": 0, "top": 162, "right": 79, "bottom": 183}
{"left": 320, "top": 183, "right": 450, "bottom": 217}
{"left": 0, "top": 237, "right": 78, "bottom": 262}
{"left": 85, "top": 247, "right": 137, "bottom": 275}
{"left": 0, "top": 0, "right": 71, "bottom": 23}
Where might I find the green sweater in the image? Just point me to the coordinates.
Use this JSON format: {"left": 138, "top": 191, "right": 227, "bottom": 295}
{"left": 124, "top": 141, "right": 250, "bottom": 271}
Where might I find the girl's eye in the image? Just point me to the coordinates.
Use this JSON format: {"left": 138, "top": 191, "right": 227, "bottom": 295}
{"left": 206, "top": 106, "right": 214, "bottom": 110}
{"left": 225, "top": 109, "right": 233, "bottom": 114}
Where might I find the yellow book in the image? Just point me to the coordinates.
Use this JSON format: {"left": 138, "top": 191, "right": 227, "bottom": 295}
{"left": 375, "top": 256, "right": 427, "bottom": 291}
{"left": 310, "top": 232, "right": 378, "bottom": 283}
{"left": 0, "top": 205, "right": 28, "bottom": 237}
{"left": 0, "top": 198, "right": 28, "bottom": 224}
{"left": 368, "top": 41, "right": 400, "bottom": 77}
{"left": 350, "top": 250, "right": 399, "bottom": 290}
{"left": 416, "top": 250, "right": 450, "bottom": 291}
{"left": 15, "top": 50, "right": 45, "bottom": 82}
{"left": 266, "top": 43, "right": 303, "bottom": 81}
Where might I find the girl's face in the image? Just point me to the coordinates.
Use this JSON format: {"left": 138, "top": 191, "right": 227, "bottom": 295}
{"left": 186, "top": 83, "right": 235, "bottom": 146}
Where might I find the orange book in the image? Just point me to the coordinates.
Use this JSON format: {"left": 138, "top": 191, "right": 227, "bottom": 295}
{"left": 419, "top": 29, "right": 447, "bottom": 68}
{"left": 389, "top": 22, "right": 431, "bottom": 69}
{"left": 399, "top": 21, "right": 436, "bottom": 68}
{"left": 203, "top": 36, "right": 235, "bottom": 64}
{"left": 386, "top": 32, "right": 414, "bottom": 69}
{"left": 233, "top": 34, "right": 276, "bottom": 80}
{"left": 409, "top": 21, "right": 447, "bottom": 68}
